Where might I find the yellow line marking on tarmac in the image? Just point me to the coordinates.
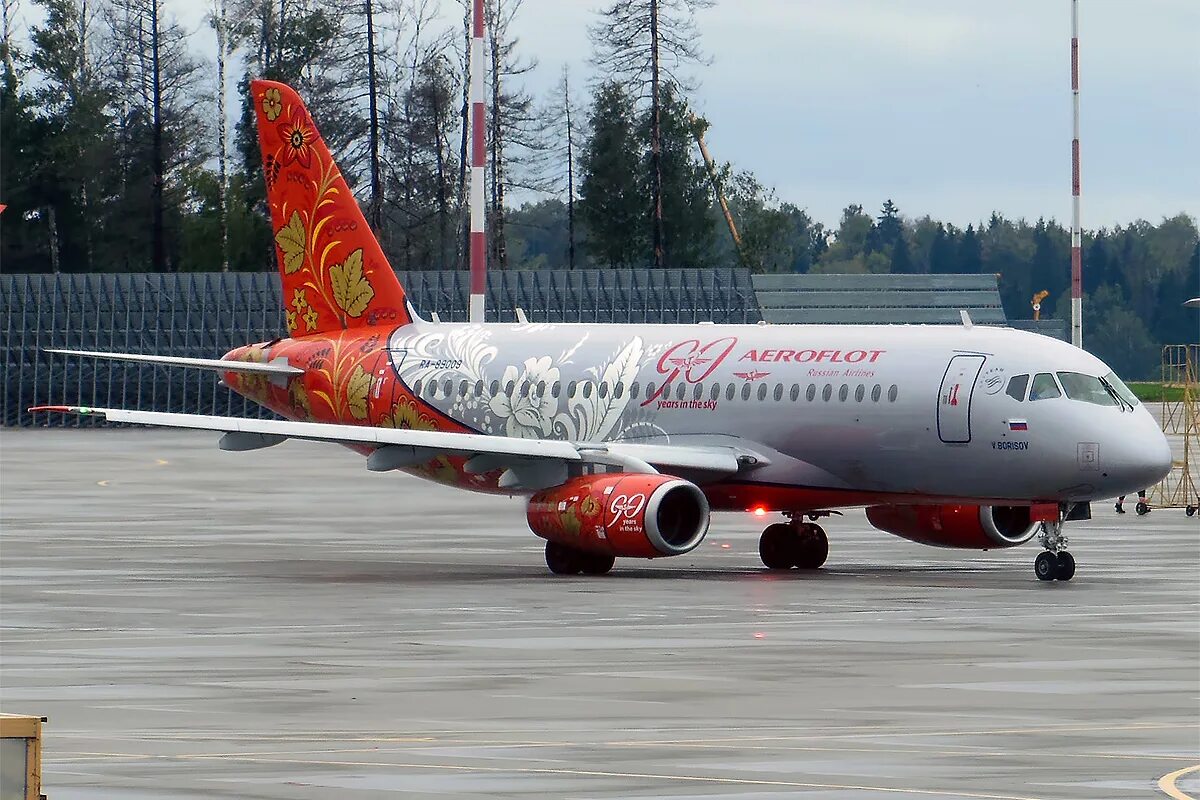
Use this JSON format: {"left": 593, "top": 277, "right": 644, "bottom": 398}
{"left": 1159, "top": 764, "right": 1200, "bottom": 800}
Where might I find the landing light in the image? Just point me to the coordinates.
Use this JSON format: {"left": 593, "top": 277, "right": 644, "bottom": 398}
{"left": 752, "top": 506, "right": 767, "bottom": 517}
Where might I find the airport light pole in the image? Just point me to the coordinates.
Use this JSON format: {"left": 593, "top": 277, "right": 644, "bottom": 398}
{"left": 1070, "top": 0, "right": 1083, "bottom": 348}
{"left": 468, "top": 0, "right": 487, "bottom": 323}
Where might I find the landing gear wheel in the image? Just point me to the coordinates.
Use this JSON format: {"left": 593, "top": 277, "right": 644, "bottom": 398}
{"left": 759, "top": 523, "right": 794, "bottom": 570}
{"left": 1135, "top": 501, "right": 1151, "bottom": 516}
{"left": 1034, "top": 551, "right": 1058, "bottom": 581}
{"left": 793, "top": 523, "right": 829, "bottom": 570}
{"left": 1055, "top": 551, "right": 1076, "bottom": 582}
{"left": 545, "top": 541, "right": 582, "bottom": 575}
{"left": 580, "top": 552, "right": 616, "bottom": 576}
{"left": 1187, "top": 505, "right": 1197, "bottom": 517}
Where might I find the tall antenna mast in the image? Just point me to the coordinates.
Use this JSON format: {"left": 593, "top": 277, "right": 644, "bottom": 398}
{"left": 1070, "top": 0, "right": 1083, "bottom": 348}
{"left": 468, "top": 0, "right": 487, "bottom": 323}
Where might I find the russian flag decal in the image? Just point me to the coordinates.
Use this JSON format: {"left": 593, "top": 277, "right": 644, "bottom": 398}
{"left": 1008, "top": 419, "right": 1029, "bottom": 432}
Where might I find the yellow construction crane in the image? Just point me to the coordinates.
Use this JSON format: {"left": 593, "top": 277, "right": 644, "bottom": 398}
{"left": 689, "top": 113, "right": 747, "bottom": 268}
{"left": 1031, "top": 290, "right": 1049, "bottom": 320}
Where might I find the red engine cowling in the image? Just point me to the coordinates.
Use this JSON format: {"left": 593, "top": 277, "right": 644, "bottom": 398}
{"left": 865, "top": 504, "right": 1049, "bottom": 549}
{"left": 527, "top": 473, "right": 710, "bottom": 558}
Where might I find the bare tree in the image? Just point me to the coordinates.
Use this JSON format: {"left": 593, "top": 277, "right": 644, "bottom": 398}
{"left": 591, "top": 0, "right": 712, "bottom": 268}
{"left": 539, "top": 65, "right": 585, "bottom": 269}
{"left": 210, "top": 0, "right": 230, "bottom": 271}
{"left": 365, "top": 0, "right": 382, "bottom": 232}
{"left": 106, "top": 0, "right": 209, "bottom": 271}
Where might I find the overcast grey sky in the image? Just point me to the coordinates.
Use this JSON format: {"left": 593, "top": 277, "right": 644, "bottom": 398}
{"left": 17, "top": 0, "right": 1199, "bottom": 229}
{"left": 510, "top": 0, "right": 1198, "bottom": 229}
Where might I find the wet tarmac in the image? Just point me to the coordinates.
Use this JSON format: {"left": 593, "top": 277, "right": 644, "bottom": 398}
{"left": 2, "top": 429, "right": 1197, "bottom": 799}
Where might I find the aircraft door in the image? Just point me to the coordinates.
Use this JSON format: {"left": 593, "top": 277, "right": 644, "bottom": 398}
{"left": 937, "top": 355, "right": 986, "bottom": 444}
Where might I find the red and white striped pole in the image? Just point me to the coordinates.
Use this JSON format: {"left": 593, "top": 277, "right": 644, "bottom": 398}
{"left": 468, "top": 0, "right": 487, "bottom": 323}
{"left": 1070, "top": 0, "right": 1082, "bottom": 348}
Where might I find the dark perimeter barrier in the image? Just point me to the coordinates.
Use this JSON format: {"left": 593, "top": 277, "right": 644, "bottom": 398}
{"left": 2, "top": 270, "right": 1064, "bottom": 428}
{"left": 2, "top": 269, "right": 761, "bottom": 427}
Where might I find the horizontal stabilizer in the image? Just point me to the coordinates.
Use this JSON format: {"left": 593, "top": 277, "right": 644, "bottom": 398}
{"left": 45, "top": 349, "right": 303, "bottom": 376}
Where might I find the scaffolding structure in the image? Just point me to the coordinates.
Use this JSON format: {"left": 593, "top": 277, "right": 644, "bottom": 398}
{"left": 1148, "top": 344, "right": 1199, "bottom": 515}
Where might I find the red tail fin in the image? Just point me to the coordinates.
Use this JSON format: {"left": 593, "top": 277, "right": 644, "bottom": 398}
{"left": 251, "top": 79, "right": 411, "bottom": 335}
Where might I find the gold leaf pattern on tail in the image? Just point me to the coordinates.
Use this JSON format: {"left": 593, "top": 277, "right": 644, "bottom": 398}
{"left": 275, "top": 211, "right": 307, "bottom": 274}
{"left": 262, "top": 87, "right": 283, "bottom": 122}
{"left": 347, "top": 364, "right": 371, "bottom": 420}
{"left": 330, "top": 249, "right": 374, "bottom": 318}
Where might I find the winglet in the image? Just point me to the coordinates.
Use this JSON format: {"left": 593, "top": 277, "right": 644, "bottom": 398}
{"left": 28, "top": 405, "right": 100, "bottom": 416}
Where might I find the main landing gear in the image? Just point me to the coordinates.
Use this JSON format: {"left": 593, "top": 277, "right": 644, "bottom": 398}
{"left": 544, "top": 541, "right": 615, "bottom": 576}
{"left": 1034, "top": 518, "right": 1075, "bottom": 582}
{"left": 759, "top": 513, "right": 829, "bottom": 571}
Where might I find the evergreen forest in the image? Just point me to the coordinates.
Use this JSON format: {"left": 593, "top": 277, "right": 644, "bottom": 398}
{"left": 1, "top": 0, "right": 1195, "bottom": 379}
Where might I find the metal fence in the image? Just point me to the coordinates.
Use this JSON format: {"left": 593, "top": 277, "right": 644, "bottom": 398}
{"left": 2, "top": 269, "right": 761, "bottom": 427}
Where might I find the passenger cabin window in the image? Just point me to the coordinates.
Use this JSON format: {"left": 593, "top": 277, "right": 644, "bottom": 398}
{"left": 871, "top": 384, "right": 881, "bottom": 402}
{"left": 1057, "top": 372, "right": 1119, "bottom": 406}
{"left": 741, "top": 384, "right": 752, "bottom": 401}
{"left": 1029, "top": 373, "right": 1061, "bottom": 401}
{"left": 1006, "top": 374, "right": 1029, "bottom": 401}
{"left": 726, "top": 383, "right": 736, "bottom": 401}
{"left": 806, "top": 384, "right": 817, "bottom": 402}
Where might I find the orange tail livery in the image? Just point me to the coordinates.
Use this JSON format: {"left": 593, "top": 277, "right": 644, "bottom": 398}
{"left": 252, "top": 79, "right": 410, "bottom": 333}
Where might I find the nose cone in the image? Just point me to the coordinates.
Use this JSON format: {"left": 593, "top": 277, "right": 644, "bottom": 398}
{"left": 1106, "top": 411, "right": 1173, "bottom": 497}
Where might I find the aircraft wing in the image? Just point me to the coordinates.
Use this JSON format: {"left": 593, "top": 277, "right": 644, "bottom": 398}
{"left": 30, "top": 406, "right": 761, "bottom": 486}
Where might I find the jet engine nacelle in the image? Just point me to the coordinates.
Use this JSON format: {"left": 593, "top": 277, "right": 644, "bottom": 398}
{"left": 865, "top": 504, "right": 1047, "bottom": 549}
{"left": 527, "top": 473, "right": 710, "bottom": 558}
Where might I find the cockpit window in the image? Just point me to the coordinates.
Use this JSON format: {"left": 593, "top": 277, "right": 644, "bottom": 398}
{"left": 1005, "top": 374, "right": 1029, "bottom": 401}
{"left": 1057, "top": 372, "right": 1119, "bottom": 406}
{"left": 1103, "top": 371, "right": 1140, "bottom": 407}
{"left": 1028, "top": 373, "right": 1061, "bottom": 401}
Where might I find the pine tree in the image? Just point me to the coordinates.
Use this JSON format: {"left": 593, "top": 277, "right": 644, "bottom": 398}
{"left": 928, "top": 223, "right": 956, "bottom": 274}
{"left": 578, "top": 81, "right": 644, "bottom": 268}
{"left": 650, "top": 82, "right": 713, "bottom": 267}
{"left": 959, "top": 224, "right": 982, "bottom": 273}
{"left": 590, "top": 0, "right": 713, "bottom": 267}
{"left": 870, "top": 198, "right": 902, "bottom": 253}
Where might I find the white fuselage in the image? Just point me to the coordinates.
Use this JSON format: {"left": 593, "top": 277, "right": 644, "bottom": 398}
{"left": 384, "top": 321, "right": 1171, "bottom": 505}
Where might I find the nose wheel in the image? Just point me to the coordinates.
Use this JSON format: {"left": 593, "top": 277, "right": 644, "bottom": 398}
{"left": 1035, "top": 520, "right": 1075, "bottom": 582}
{"left": 759, "top": 519, "right": 828, "bottom": 570}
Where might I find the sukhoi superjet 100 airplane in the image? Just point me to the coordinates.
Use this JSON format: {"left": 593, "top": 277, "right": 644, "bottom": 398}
{"left": 36, "top": 81, "right": 1172, "bottom": 582}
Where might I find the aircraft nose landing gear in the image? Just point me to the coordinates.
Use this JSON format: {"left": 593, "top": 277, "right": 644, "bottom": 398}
{"left": 1035, "top": 519, "right": 1075, "bottom": 582}
{"left": 759, "top": 513, "right": 829, "bottom": 571}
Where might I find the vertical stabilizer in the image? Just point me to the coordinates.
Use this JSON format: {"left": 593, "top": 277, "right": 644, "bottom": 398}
{"left": 251, "top": 79, "right": 411, "bottom": 335}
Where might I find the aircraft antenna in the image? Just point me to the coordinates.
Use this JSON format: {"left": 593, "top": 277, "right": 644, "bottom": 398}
{"left": 1070, "top": 0, "right": 1083, "bottom": 347}
{"left": 468, "top": 0, "right": 487, "bottom": 323}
